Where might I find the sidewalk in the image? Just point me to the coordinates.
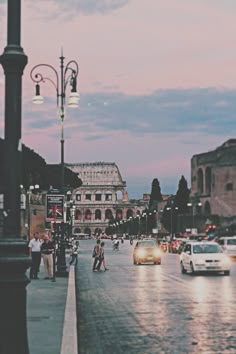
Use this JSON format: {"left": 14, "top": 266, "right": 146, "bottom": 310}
{"left": 27, "top": 257, "right": 77, "bottom": 354}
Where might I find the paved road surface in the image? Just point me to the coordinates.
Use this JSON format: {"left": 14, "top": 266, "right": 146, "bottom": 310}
{"left": 75, "top": 240, "right": 236, "bottom": 354}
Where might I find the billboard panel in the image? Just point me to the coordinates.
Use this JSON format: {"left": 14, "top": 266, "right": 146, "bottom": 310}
{"left": 45, "top": 194, "right": 64, "bottom": 222}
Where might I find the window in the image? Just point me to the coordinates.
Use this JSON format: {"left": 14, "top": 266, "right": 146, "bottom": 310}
{"left": 95, "top": 194, "right": 102, "bottom": 201}
{"left": 76, "top": 194, "right": 81, "bottom": 201}
{"left": 85, "top": 194, "right": 91, "bottom": 201}
{"left": 225, "top": 183, "right": 233, "bottom": 191}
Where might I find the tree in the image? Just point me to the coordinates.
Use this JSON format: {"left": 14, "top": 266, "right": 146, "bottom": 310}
{"left": 149, "top": 178, "right": 163, "bottom": 211}
{"left": 174, "top": 175, "right": 190, "bottom": 214}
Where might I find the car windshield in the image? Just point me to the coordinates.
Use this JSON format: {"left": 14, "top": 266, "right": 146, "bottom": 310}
{"left": 193, "top": 244, "right": 223, "bottom": 254}
{"left": 227, "top": 239, "right": 236, "bottom": 246}
{"left": 138, "top": 241, "right": 155, "bottom": 248}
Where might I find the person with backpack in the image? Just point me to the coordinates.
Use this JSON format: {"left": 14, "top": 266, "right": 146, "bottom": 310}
{"left": 92, "top": 239, "right": 101, "bottom": 271}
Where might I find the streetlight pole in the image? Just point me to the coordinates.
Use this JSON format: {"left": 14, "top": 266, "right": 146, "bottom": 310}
{"left": 187, "top": 202, "right": 202, "bottom": 230}
{"left": 30, "top": 51, "right": 80, "bottom": 192}
{"left": 167, "top": 204, "right": 178, "bottom": 238}
{"left": 0, "top": 0, "right": 30, "bottom": 352}
{"left": 30, "top": 53, "right": 79, "bottom": 278}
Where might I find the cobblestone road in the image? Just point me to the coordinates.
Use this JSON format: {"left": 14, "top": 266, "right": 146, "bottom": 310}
{"left": 75, "top": 240, "right": 236, "bottom": 354}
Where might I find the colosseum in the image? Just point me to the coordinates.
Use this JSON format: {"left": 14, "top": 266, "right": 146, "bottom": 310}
{"left": 66, "top": 162, "right": 147, "bottom": 235}
{"left": 191, "top": 139, "right": 236, "bottom": 219}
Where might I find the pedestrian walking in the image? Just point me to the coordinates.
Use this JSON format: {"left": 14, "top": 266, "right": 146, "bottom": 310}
{"left": 28, "top": 232, "right": 42, "bottom": 279}
{"left": 92, "top": 239, "right": 101, "bottom": 271}
{"left": 96, "top": 242, "right": 109, "bottom": 271}
{"left": 70, "top": 240, "right": 79, "bottom": 266}
{"left": 41, "top": 234, "right": 54, "bottom": 280}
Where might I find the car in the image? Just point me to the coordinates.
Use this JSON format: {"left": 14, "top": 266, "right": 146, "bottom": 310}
{"left": 217, "top": 237, "right": 236, "bottom": 259}
{"left": 133, "top": 239, "right": 161, "bottom": 265}
{"left": 180, "top": 241, "right": 231, "bottom": 275}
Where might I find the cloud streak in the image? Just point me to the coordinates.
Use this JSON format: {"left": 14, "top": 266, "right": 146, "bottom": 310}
{"left": 34, "top": 0, "right": 130, "bottom": 16}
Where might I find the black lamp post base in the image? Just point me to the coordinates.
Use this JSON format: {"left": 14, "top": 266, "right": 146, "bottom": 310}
{"left": 0, "top": 239, "right": 31, "bottom": 354}
{"left": 56, "top": 248, "right": 68, "bottom": 277}
{"left": 56, "top": 269, "right": 69, "bottom": 277}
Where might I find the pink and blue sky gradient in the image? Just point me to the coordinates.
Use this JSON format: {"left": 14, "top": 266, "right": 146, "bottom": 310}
{"left": 1, "top": 0, "right": 236, "bottom": 198}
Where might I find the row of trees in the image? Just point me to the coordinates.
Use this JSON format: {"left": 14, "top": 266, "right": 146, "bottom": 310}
{"left": 0, "top": 138, "right": 82, "bottom": 192}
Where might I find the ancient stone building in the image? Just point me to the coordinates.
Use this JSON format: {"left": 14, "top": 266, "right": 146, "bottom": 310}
{"left": 191, "top": 139, "right": 236, "bottom": 218}
{"left": 66, "top": 162, "right": 147, "bottom": 235}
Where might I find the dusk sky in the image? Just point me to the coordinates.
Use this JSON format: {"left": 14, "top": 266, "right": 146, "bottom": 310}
{"left": 1, "top": 0, "right": 236, "bottom": 198}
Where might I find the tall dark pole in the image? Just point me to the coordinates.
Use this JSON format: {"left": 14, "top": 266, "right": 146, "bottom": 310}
{"left": 60, "top": 52, "right": 65, "bottom": 191}
{"left": 0, "top": 0, "right": 30, "bottom": 353}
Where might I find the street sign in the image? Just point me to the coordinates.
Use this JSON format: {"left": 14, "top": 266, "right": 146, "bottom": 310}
{"left": 45, "top": 194, "right": 64, "bottom": 222}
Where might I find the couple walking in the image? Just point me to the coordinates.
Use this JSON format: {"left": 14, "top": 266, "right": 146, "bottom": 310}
{"left": 92, "top": 239, "right": 109, "bottom": 272}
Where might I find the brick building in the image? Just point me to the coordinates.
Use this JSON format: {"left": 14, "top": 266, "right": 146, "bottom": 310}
{"left": 191, "top": 139, "right": 236, "bottom": 220}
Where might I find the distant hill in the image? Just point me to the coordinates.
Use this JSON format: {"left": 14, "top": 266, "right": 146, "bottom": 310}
{"left": 0, "top": 138, "right": 82, "bottom": 191}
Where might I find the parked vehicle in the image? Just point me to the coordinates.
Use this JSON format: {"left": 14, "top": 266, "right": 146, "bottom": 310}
{"left": 217, "top": 236, "right": 236, "bottom": 259}
{"left": 180, "top": 241, "right": 231, "bottom": 275}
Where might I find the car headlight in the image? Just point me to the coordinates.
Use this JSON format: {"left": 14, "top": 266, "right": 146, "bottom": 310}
{"left": 222, "top": 256, "right": 231, "bottom": 265}
{"left": 154, "top": 249, "right": 161, "bottom": 257}
{"left": 137, "top": 249, "right": 146, "bottom": 257}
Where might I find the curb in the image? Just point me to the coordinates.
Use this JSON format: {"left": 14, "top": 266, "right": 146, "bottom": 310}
{"left": 60, "top": 266, "right": 78, "bottom": 354}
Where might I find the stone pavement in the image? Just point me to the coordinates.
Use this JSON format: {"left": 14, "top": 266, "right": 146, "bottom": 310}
{"left": 27, "top": 257, "right": 78, "bottom": 354}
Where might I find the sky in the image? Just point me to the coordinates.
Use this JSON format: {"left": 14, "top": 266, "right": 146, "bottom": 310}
{"left": 1, "top": 0, "right": 236, "bottom": 198}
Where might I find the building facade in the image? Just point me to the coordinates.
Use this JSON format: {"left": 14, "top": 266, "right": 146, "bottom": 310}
{"left": 66, "top": 162, "right": 147, "bottom": 235}
{"left": 191, "top": 139, "right": 236, "bottom": 218}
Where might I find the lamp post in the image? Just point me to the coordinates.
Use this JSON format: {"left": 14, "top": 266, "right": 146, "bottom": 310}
{"left": 0, "top": 0, "right": 30, "bottom": 352}
{"left": 166, "top": 204, "right": 179, "bottom": 238}
{"left": 187, "top": 202, "right": 202, "bottom": 229}
{"left": 30, "top": 51, "right": 80, "bottom": 192}
{"left": 30, "top": 54, "right": 79, "bottom": 278}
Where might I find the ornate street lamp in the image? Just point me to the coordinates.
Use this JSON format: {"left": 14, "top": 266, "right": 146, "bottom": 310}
{"left": 0, "top": 0, "right": 30, "bottom": 352}
{"left": 30, "top": 50, "right": 80, "bottom": 192}
{"left": 30, "top": 52, "right": 79, "bottom": 278}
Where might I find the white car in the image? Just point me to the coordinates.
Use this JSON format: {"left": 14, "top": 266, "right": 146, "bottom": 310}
{"left": 180, "top": 241, "right": 231, "bottom": 275}
{"left": 217, "top": 237, "right": 236, "bottom": 259}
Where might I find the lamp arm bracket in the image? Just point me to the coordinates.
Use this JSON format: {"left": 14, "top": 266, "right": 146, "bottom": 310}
{"left": 30, "top": 63, "right": 59, "bottom": 91}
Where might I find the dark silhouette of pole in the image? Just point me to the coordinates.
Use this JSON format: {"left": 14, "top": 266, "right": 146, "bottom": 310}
{"left": 0, "top": 0, "right": 30, "bottom": 353}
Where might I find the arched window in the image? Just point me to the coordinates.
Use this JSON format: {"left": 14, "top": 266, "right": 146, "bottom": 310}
{"left": 73, "top": 227, "right": 81, "bottom": 234}
{"left": 116, "top": 209, "right": 123, "bottom": 220}
{"left": 95, "top": 228, "right": 102, "bottom": 236}
{"left": 75, "top": 209, "right": 82, "bottom": 220}
{"left": 205, "top": 167, "right": 212, "bottom": 195}
{"left": 85, "top": 209, "right": 92, "bottom": 220}
{"left": 197, "top": 168, "right": 204, "bottom": 194}
{"left": 84, "top": 227, "right": 91, "bottom": 236}
{"left": 105, "top": 209, "right": 113, "bottom": 220}
{"left": 95, "top": 209, "right": 101, "bottom": 220}
{"left": 126, "top": 209, "right": 133, "bottom": 219}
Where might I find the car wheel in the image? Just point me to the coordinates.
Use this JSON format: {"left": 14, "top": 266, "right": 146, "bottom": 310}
{"left": 224, "top": 270, "right": 230, "bottom": 276}
{"left": 190, "top": 262, "right": 195, "bottom": 275}
{"left": 180, "top": 261, "right": 186, "bottom": 274}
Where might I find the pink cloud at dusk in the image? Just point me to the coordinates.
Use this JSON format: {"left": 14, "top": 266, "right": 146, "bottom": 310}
{"left": 1, "top": 0, "right": 236, "bottom": 197}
